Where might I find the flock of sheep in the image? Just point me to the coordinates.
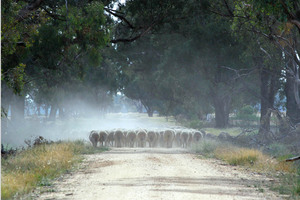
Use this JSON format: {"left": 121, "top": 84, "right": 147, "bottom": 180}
{"left": 89, "top": 128, "right": 206, "bottom": 148}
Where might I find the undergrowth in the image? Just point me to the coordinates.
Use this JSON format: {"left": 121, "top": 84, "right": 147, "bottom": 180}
{"left": 192, "top": 139, "right": 299, "bottom": 198}
{"left": 1, "top": 140, "right": 107, "bottom": 200}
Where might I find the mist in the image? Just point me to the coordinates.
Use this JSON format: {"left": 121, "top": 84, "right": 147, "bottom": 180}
{"left": 1, "top": 93, "right": 178, "bottom": 148}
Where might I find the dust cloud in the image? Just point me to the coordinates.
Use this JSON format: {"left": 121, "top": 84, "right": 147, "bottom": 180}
{"left": 1, "top": 112, "right": 177, "bottom": 148}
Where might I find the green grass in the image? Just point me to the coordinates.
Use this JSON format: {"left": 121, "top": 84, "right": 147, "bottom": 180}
{"left": 269, "top": 168, "right": 300, "bottom": 198}
{"left": 192, "top": 139, "right": 222, "bottom": 157}
{"left": 1, "top": 140, "right": 107, "bottom": 200}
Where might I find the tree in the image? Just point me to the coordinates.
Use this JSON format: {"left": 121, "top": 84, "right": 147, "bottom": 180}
{"left": 113, "top": 0, "right": 257, "bottom": 128}
{"left": 2, "top": 0, "right": 112, "bottom": 121}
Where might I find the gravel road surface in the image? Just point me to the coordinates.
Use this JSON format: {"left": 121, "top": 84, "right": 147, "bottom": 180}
{"left": 37, "top": 148, "right": 282, "bottom": 200}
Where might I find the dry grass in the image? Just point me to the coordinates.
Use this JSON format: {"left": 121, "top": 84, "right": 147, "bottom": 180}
{"left": 202, "top": 127, "right": 244, "bottom": 137}
{"left": 214, "top": 147, "right": 294, "bottom": 173}
{"left": 1, "top": 141, "right": 107, "bottom": 200}
{"left": 192, "top": 139, "right": 298, "bottom": 198}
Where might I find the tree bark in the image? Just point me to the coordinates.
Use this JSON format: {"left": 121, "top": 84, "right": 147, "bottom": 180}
{"left": 258, "top": 63, "right": 278, "bottom": 135}
{"left": 44, "top": 104, "right": 49, "bottom": 118}
{"left": 141, "top": 100, "right": 154, "bottom": 117}
{"left": 37, "top": 104, "right": 41, "bottom": 116}
{"left": 214, "top": 95, "right": 231, "bottom": 128}
{"left": 147, "top": 109, "right": 154, "bottom": 117}
{"left": 286, "top": 60, "right": 300, "bottom": 124}
{"left": 259, "top": 66, "right": 271, "bottom": 132}
{"left": 1, "top": 82, "right": 14, "bottom": 134}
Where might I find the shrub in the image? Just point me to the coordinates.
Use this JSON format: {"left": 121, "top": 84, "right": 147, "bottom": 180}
{"left": 188, "top": 120, "right": 204, "bottom": 129}
{"left": 267, "top": 143, "right": 292, "bottom": 159}
{"left": 191, "top": 139, "right": 223, "bottom": 157}
{"left": 236, "top": 105, "right": 258, "bottom": 127}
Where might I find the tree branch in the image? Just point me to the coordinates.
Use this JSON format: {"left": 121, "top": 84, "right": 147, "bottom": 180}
{"left": 223, "top": 0, "right": 234, "bottom": 17}
{"left": 280, "top": 0, "right": 300, "bottom": 32}
{"left": 16, "top": 0, "right": 44, "bottom": 22}
{"left": 110, "top": 22, "right": 156, "bottom": 43}
{"left": 104, "top": 8, "right": 135, "bottom": 29}
{"left": 290, "top": 19, "right": 300, "bottom": 32}
{"left": 42, "top": 7, "right": 66, "bottom": 21}
{"left": 286, "top": 156, "right": 300, "bottom": 162}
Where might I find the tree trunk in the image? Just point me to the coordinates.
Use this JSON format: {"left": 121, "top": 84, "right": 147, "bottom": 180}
{"left": 147, "top": 109, "right": 154, "bottom": 117}
{"left": 214, "top": 95, "right": 231, "bottom": 128}
{"left": 1, "top": 82, "right": 13, "bottom": 134}
{"left": 259, "top": 66, "right": 271, "bottom": 132}
{"left": 286, "top": 60, "right": 300, "bottom": 124}
{"left": 37, "top": 104, "right": 41, "bottom": 116}
{"left": 141, "top": 100, "right": 154, "bottom": 117}
{"left": 58, "top": 106, "right": 65, "bottom": 119}
{"left": 258, "top": 63, "right": 278, "bottom": 135}
{"left": 44, "top": 104, "right": 49, "bottom": 118}
{"left": 11, "top": 93, "right": 25, "bottom": 124}
{"left": 49, "top": 104, "right": 58, "bottom": 121}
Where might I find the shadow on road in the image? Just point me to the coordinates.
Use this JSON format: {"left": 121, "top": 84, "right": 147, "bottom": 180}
{"left": 99, "top": 176, "right": 264, "bottom": 198}
{"left": 102, "top": 148, "right": 191, "bottom": 155}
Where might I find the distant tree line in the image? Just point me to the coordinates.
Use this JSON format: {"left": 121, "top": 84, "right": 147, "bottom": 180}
{"left": 2, "top": 0, "right": 300, "bottom": 138}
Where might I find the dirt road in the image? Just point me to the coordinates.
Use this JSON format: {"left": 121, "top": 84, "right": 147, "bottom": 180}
{"left": 36, "top": 148, "right": 282, "bottom": 200}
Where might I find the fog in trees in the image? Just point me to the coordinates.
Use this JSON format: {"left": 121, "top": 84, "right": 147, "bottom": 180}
{"left": 2, "top": 0, "right": 300, "bottom": 149}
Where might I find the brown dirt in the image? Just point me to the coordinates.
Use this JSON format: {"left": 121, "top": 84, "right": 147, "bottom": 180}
{"left": 35, "top": 148, "right": 283, "bottom": 200}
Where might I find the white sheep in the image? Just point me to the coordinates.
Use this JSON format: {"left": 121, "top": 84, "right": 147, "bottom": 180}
{"left": 89, "top": 130, "right": 99, "bottom": 147}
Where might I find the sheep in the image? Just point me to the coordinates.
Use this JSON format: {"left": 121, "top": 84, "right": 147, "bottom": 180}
{"left": 159, "top": 131, "right": 165, "bottom": 147}
{"left": 106, "top": 130, "right": 115, "bottom": 147}
{"left": 180, "top": 131, "right": 189, "bottom": 148}
{"left": 123, "top": 130, "right": 129, "bottom": 147}
{"left": 153, "top": 131, "right": 160, "bottom": 147}
{"left": 147, "top": 131, "right": 157, "bottom": 148}
{"left": 114, "top": 130, "right": 125, "bottom": 147}
{"left": 99, "top": 131, "right": 108, "bottom": 147}
{"left": 187, "top": 132, "right": 193, "bottom": 147}
{"left": 164, "top": 129, "right": 175, "bottom": 148}
{"left": 137, "top": 130, "right": 147, "bottom": 147}
{"left": 200, "top": 130, "right": 207, "bottom": 138}
{"left": 174, "top": 130, "right": 182, "bottom": 147}
{"left": 193, "top": 131, "right": 203, "bottom": 143}
{"left": 89, "top": 130, "right": 99, "bottom": 147}
{"left": 127, "top": 131, "right": 137, "bottom": 148}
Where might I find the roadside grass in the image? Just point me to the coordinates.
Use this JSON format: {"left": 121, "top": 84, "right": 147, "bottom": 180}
{"left": 202, "top": 127, "right": 245, "bottom": 137}
{"left": 269, "top": 169, "right": 300, "bottom": 198}
{"left": 1, "top": 140, "right": 107, "bottom": 200}
{"left": 192, "top": 139, "right": 299, "bottom": 198}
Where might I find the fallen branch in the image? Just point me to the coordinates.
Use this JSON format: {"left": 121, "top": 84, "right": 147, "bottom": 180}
{"left": 286, "top": 156, "right": 300, "bottom": 162}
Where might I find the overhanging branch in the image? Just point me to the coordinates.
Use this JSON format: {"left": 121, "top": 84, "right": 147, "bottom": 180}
{"left": 16, "top": 0, "right": 44, "bottom": 22}
{"left": 110, "top": 22, "right": 156, "bottom": 43}
{"left": 104, "top": 8, "right": 135, "bottom": 29}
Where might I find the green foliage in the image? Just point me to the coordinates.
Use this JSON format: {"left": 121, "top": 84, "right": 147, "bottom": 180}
{"left": 1, "top": 0, "right": 38, "bottom": 56}
{"left": 238, "top": 105, "right": 255, "bottom": 116}
{"left": 1, "top": 0, "right": 45, "bottom": 94}
{"left": 2, "top": 63, "right": 26, "bottom": 94}
{"left": 188, "top": 120, "right": 204, "bottom": 130}
{"left": 236, "top": 105, "right": 256, "bottom": 120}
{"left": 2, "top": 0, "right": 112, "bottom": 109}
